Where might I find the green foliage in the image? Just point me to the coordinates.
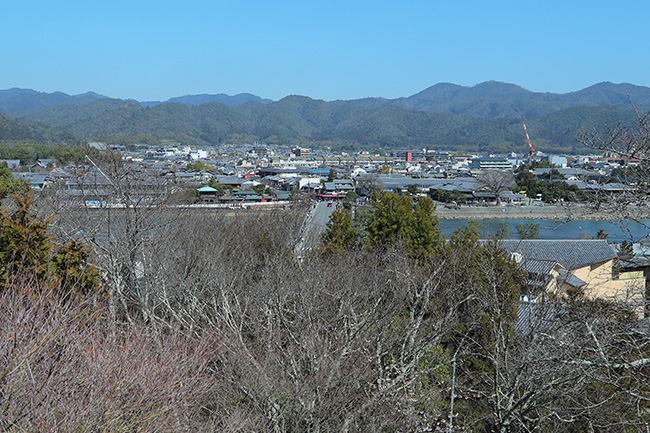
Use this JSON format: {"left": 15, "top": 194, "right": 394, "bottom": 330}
{"left": 207, "top": 180, "right": 234, "bottom": 197}
{"left": 515, "top": 169, "right": 582, "bottom": 203}
{"left": 0, "top": 183, "right": 52, "bottom": 284}
{"left": 185, "top": 161, "right": 214, "bottom": 171}
{"left": 324, "top": 191, "right": 443, "bottom": 259}
{"left": 50, "top": 240, "right": 101, "bottom": 297}
{"left": 344, "top": 190, "right": 358, "bottom": 201}
{"left": 320, "top": 208, "right": 360, "bottom": 255}
{"left": 516, "top": 223, "right": 541, "bottom": 239}
{"left": 250, "top": 184, "right": 268, "bottom": 195}
{"left": 365, "top": 191, "right": 442, "bottom": 258}
{"left": 596, "top": 228, "right": 609, "bottom": 240}
{"left": 0, "top": 180, "right": 100, "bottom": 296}
{"left": 406, "top": 184, "right": 419, "bottom": 195}
{"left": 0, "top": 112, "right": 73, "bottom": 144}
{"left": 378, "top": 164, "right": 391, "bottom": 174}
{"left": 515, "top": 160, "right": 558, "bottom": 172}
{"left": 430, "top": 188, "right": 467, "bottom": 204}
{"left": 0, "top": 141, "right": 99, "bottom": 165}
{"left": 449, "top": 221, "right": 482, "bottom": 244}
{"left": 0, "top": 162, "right": 18, "bottom": 200}
{"left": 496, "top": 222, "right": 510, "bottom": 239}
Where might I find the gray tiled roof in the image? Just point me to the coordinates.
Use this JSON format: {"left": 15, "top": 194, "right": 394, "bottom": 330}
{"left": 518, "top": 258, "right": 560, "bottom": 275}
{"left": 499, "top": 240, "right": 617, "bottom": 271}
{"left": 516, "top": 300, "right": 556, "bottom": 335}
{"left": 375, "top": 176, "right": 479, "bottom": 192}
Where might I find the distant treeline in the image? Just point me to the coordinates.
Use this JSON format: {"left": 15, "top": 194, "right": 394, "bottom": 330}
{"left": 6, "top": 96, "right": 637, "bottom": 153}
{"left": 0, "top": 140, "right": 100, "bottom": 164}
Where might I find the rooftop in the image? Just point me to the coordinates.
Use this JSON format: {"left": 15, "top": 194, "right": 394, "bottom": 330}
{"left": 498, "top": 240, "right": 617, "bottom": 271}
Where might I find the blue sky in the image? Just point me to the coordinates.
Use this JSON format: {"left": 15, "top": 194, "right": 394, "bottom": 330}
{"left": 2, "top": 0, "right": 649, "bottom": 102}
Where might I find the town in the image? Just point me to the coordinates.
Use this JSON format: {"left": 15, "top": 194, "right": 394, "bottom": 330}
{"left": 3, "top": 142, "right": 641, "bottom": 212}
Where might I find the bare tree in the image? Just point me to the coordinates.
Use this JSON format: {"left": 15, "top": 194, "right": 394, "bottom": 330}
{"left": 576, "top": 104, "right": 650, "bottom": 223}
{"left": 477, "top": 171, "right": 516, "bottom": 205}
{"left": 0, "top": 283, "right": 220, "bottom": 432}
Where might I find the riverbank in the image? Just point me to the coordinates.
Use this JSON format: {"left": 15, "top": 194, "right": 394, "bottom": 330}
{"left": 435, "top": 204, "right": 650, "bottom": 221}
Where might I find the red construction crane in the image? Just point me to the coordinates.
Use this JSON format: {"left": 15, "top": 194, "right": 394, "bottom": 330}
{"left": 522, "top": 120, "right": 535, "bottom": 157}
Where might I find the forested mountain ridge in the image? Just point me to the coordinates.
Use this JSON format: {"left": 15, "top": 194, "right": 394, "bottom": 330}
{"left": 141, "top": 93, "right": 273, "bottom": 107}
{"left": 0, "top": 88, "right": 105, "bottom": 114}
{"left": 2, "top": 81, "right": 648, "bottom": 152}
{"left": 0, "top": 88, "right": 270, "bottom": 113}
{"left": 11, "top": 94, "right": 638, "bottom": 152}
{"left": 334, "top": 81, "right": 650, "bottom": 119}
{"left": 0, "top": 112, "right": 73, "bottom": 144}
{"left": 5, "top": 81, "right": 650, "bottom": 118}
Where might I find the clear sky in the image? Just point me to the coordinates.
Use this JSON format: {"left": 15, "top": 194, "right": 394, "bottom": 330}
{"left": 2, "top": 0, "right": 649, "bottom": 102}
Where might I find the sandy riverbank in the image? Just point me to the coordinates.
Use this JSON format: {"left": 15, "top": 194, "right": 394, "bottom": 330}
{"left": 435, "top": 204, "right": 650, "bottom": 221}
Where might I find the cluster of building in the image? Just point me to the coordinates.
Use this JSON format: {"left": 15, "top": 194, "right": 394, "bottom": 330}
{"left": 1, "top": 143, "right": 649, "bottom": 318}
{"left": 0, "top": 143, "right": 641, "bottom": 206}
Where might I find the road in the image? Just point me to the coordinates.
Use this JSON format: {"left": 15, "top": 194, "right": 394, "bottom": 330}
{"left": 295, "top": 201, "right": 336, "bottom": 258}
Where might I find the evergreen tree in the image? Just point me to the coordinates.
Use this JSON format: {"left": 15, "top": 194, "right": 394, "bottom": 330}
{"left": 51, "top": 240, "right": 101, "bottom": 297}
{"left": 320, "top": 208, "right": 360, "bottom": 255}
{"left": 620, "top": 240, "right": 634, "bottom": 260}
{"left": 365, "top": 191, "right": 441, "bottom": 258}
{"left": 0, "top": 179, "right": 100, "bottom": 296}
{"left": 0, "top": 182, "right": 51, "bottom": 285}
{"left": 496, "top": 222, "right": 511, "bottom": 239}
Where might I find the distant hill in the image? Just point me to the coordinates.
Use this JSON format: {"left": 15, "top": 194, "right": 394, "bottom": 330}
{"left": 0, "top": 112, "right": 72, "bottom": 143}
{"left": 3, "top": 81, "right": 649, "bottom": 152}
{"left": 335, "top": 81, "right": 650, "bottom": 119}
{"left": 0, "top": 88, "right": 272, "bottom": 113}
{"left": 8, "top": 81, "right": 650, "bottom": 119}
{"left": 13, "top": 93, "right": 638, "bottom": 153}
{"left": 142, "top": 93, "right": 272, "bottom": 107}
{"left": 0, "top": 88, "right": 106, "bottom": 114}
{"left": 0, "top": 112, "right": 34, "bottom": 141}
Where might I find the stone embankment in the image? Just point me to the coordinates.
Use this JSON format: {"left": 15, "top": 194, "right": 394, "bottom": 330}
{"left": 435, "top": 203, "right": 650, "bottom": 221}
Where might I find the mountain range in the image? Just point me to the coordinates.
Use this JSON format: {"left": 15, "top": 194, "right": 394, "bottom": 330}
{"left": 1, "top": 81, "right": 647, "bottom": 153}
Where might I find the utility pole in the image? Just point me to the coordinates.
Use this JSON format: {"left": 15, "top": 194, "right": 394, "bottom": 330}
{"left": 448, "top": 356, "right": 457, "bottom": 433}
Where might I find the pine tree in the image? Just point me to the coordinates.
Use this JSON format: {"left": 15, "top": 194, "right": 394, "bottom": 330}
{"left": 0, "top": 183, "right": 51, "bottom": 285}
{"left": 0, "top": 179, "right": 100, "bottom": 297}
{"left": 365, "top": 191, "right": 442, "bottom": 258}
{"left": 321, "top": 208, "right": 360, "bottom": 255}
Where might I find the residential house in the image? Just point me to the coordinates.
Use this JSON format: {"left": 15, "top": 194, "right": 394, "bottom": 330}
{"left": 32, "top": 159, "right": 57, "bottom": 169}
{"left": 322, "top": 179, "right": 355, "bottom": 197}
{"left": 500, "top": 240, "right": 645, "bottom": 316}
{"left": 14, "top": 172, "right": 49, "bottom": 190}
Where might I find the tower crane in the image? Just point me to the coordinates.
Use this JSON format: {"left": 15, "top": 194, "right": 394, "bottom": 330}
{"left": 522, "top": 120, "right": 535, "bottom": 157}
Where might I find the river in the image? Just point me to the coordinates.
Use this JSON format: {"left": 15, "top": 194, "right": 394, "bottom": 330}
{"left": 439, "top": 219, "right": 650, "bottom": 242}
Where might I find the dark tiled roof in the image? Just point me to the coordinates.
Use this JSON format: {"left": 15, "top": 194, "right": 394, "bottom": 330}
{"left": 499, "top": 240, "right": 617, "bottom": 271}
{"left": 516, "top": 300, "right": 556, "bottom": 335}
{"left": 518, "top": 258, "right": 560, "bottom": 275}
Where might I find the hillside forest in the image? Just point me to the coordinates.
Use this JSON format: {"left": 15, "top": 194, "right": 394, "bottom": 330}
{"left": 1, "top": 81, "right": 649, "bottom": 153}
